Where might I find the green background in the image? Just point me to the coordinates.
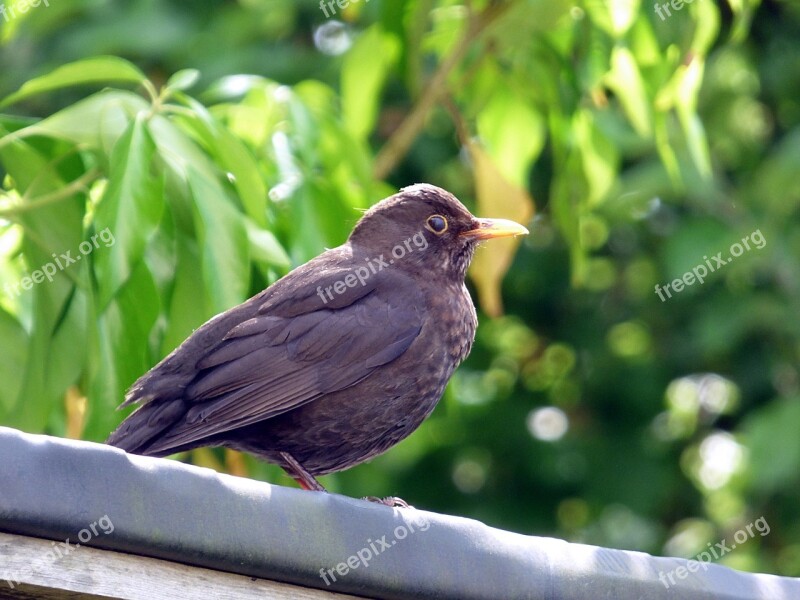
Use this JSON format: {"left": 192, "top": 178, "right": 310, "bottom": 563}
{"left": 1, "top": 0, "right": 798, "bottom": 579}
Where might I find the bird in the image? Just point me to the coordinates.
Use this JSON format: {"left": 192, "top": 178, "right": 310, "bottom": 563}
{"left": 106, "top": 183, "right": 528, "bottom": 504}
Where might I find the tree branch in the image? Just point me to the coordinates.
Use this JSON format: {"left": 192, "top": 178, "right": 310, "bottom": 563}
{"left": 372, "top": 2, "right": 510, "bottom": 180}
{"left": 0, "top": 168, "right": 101, "bottom": 218}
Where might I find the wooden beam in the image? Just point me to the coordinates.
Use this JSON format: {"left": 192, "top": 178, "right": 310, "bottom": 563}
{"left": 0, "top": 532, "right": 365, "bottom": 600}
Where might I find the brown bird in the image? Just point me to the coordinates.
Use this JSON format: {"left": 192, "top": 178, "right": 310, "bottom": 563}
{"left": 107, "top": 184, "right": 528, "bottom": 503}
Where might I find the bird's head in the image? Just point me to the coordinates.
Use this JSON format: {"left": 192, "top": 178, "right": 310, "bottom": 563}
{"left": 348, "top": 184, "right": 529, "bottom": 281}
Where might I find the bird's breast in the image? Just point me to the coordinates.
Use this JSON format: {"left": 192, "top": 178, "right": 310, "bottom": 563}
{"left": 421, "top": 282, "right": 477, "bottom": 370}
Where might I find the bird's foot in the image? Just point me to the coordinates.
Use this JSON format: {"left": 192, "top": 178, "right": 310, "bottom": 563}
{"left": 362, "top": 496, "right": 413, "bottom": 508}
{"left": 280, "top": 452, "right": 412, "bottom": 506}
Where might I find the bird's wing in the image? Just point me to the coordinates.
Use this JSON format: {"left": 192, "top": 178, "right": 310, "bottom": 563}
{"left": 141, "top": 272, "right": 423, "bottom": 455}
{"left": 118, "top": 246, "right": 374, "bottom": 410}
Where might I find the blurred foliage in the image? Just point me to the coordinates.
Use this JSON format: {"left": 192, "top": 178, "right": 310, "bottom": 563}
{"left": 1, "top": 0, "right": 799, "bottom": 579}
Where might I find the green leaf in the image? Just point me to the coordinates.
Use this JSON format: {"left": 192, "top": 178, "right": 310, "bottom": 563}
{"left": 176, "top": 94, "right": 268, "bottom": 226}
{"left": 47, "top": 288, "right": 89, "bottom": 413}
{"left": 662, "top": 218, "right": 731, "bottom": 283}
{"left": 215, "top": 128, "right": 269, "bottom": 225}
{"left": 93, "top": 114, "right": 164, "bottom": 308}
{"left": 161, "top": 235, "right": 211, "bottom": 355}
{"left": 585, "top": 0, "right": 641, "bottom": 38}
{"left": 202, "top": 75, "right": 265, "bottom": 104}
{"left": 148, "top": 108, "right": 222, "bottom": 180}
{"left": 86, "top": 303, "right": 124, "bottom": 440}
{"left": 342, "top": 25, "right": 400, "bottom": 140}
{"left": 675, "top": 59, "right": 712, "bottom": 179}
{"left": 741, "top": 398, "right": 800, "bottom": 493}
{"left": 727, "top": 0, "right": 760, "bottom": 42}
{"left": 0, "top": 126, "right": 87, "bottom": 431}
{"left": 575, "top": 110, "right": 619, "bottom": 206}
{"left": 0, "top": 90, "right": 149, "bottom": 154}
{"left": 166, "top": 69, "right": 200, "bottom": 93}
{"left": 550, "top": 150, "right": 588, "bottom": 286}
{"left": 691, "top": 0, "right": 721, "bottom": 55}
{"left": 629, "top": 15, "right": 661, "bottom": 66}
{"left": 84, "top": 260, "right": 160, "bottom": 441}
{"left": 0, "top": 308, "right": 28, "bottom": 416}
{"left": 654, "top": 111, "right": 682, "bottom": 188}
{"left": 605, "top": 45, "right": 652, "bottom": 137}
{"left": 283, "top": 181, "right": 355, "bottom": 263}
{"left": 219, "top": 80, "right": 285, "bottom": 147}
{"left": 246, "top": 219, "right": 290, "bottom": 268}
{"left": 15, "top": 287, "right": 87, "bottom": 434}
{"left": 0, "top": 56, "right": 147, "bottom": 108}
{"left": 187, "top": 168, "right": 250, "bottom": 313}
{"left": 477, "top": 87, "right": 545, "bottom": 187}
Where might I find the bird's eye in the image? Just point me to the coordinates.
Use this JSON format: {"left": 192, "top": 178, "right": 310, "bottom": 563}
{"left": 426, "top": 215, "right": 448, "bottom": 234}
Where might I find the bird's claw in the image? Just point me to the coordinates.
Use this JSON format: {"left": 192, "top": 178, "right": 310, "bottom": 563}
{"left": 362, "top": 496, "right": 413, "bottom": 508}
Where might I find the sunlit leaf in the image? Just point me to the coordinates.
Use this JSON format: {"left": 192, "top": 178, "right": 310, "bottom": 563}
{"left": 0, "top": 90, "right": 148, "bottom": 155}
{"left": 161, "top": 235, "right": 210, "bottom": 356}
{"left": 1, "top": 56, "right": 146, "bottom": 108}
{"left": 468, "top": 142, "right": 534, "bottom": 317}
{"left": 246, "top": 219, "right": 290, "bottom": 268}
{"left": 585, "top": 0, "right": 640, "bottom": 38}
{"left": 605, "top": 45, "right": 652, "bottom": 137}
{"left": 342, "top": 24, "right": 400, "bottom": 140}
{"left": 676, "top": 58, "right": 712, "bottom": 179}
{"left": 654, "top": 112, "right": 682, "bottom": 188}
{"left": 0, "top": 129, "right": 86, "bottom": 432}
{"left": 177, "top": 94, "right": 268, "bottom": 226}
{"left": 575, "top": 109, "right": 619, "bottom": 206}
{"left": 94, "top": 114, "right": 164, "bottom": 308}
{"left": 477, "top": 88, "right": 545, "bottom": 187}
{"left": 691, "top": 0, "right": 721, "bottom": 55}
{"left": 188, "top": 168, "right": 250, "bottom": 313}
{"left": 166, "top": 69, "right": 200, "bottom": 93}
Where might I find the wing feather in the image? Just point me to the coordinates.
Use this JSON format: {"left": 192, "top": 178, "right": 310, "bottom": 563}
{"left": 142, "top": 286, "right": 422, "bottom": 454}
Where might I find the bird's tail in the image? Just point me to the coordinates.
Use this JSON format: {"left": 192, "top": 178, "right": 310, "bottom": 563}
{"left": 105, "top": 398, "right": 187, "bottom": 457}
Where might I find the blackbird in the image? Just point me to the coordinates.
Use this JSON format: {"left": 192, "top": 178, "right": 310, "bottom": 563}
{"left": 107, "top": 184, "right": 528, "bottom": 501}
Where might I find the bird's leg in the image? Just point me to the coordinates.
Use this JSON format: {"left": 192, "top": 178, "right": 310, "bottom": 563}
{"left": 279, "top": 452, "right": 410, "bottom": 506}
{"left": 279, "top": 451, "right": 327, "bottom": 492}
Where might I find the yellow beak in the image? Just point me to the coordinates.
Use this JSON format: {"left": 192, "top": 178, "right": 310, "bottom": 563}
{"left": 460, "top": 218, "right": 529, "bottom": 241}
